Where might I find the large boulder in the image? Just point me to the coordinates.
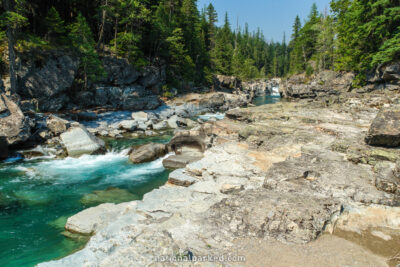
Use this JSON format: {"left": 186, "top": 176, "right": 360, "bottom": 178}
{"left": 129, "top": 143, "right": 167, "bottom": 163}
{"left": 0, "top": 94, "right": 31, "bottom": 145}
{"left": 17, "top": 52, "right": 79, "bottom": 112}
{"left": 168, "top": 127, "right": 206, "bottom": 154}
{"left": 60, "top": 126, "right": 106, "bottom": 157}
{"left": 0, "top": 136, "right": 8, "bottom": 159}
{"left": 365, "top": 107, "right": 400, "bottom": 147}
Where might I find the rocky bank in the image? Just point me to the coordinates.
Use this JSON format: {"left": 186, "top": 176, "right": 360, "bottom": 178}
{"left": 37, "top": 66, "right": 400, "bottom": 266}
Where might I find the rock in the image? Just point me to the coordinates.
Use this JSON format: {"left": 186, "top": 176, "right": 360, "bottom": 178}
{"left": 100, "top": 56, "right": 140, "bottom": 85}
{"left": 65, "top": 202, "right": 137, "bottom": 235}
{"left": 0, "top": 94, "right": 31, "bottom": 145}
{"left": 17, "top": 52, "right": 79, "bottom": 112}
{"left": 129, "top": 143, "right": 167, "bottom": 163}
{"left": 75, "top": 111, "right": 97, "bottom": 121}
{"left": 168, "top": 128, "right": 206, "bottom": 154}
{"left": 80, "top": 187, "right": 138, "bottom": 206}
{"left": 19, "top": 99, "right": 38, "bottom": 113}
{"left": 94, "top": 87, "right": 108, "bottom": 106}
{"left": 162, "top": 154, "right": 203, "bottom": 169}
{"left": 60, "top": 126, "right": 106, "bottom": 157}
{"left": 121, "top": 95, "right": 160, "bottom": 111}
{"left": 0, "top": 136, "right": 8, "bottom": 159}
{"left": 213, "top": 75, "right": 241, "bottom": 92}
{"left": 282, "top": 71, "right": 354, "bottom": 99}
{"left": 46, "top": 115, "right": 70, "bottom": 135}
{"left": 138, "top": 65, "right": 165, "bottom": 88}
{"left": 119, "top": 120, "right": 138, "bottom": 131}
{"left": 131, "top": 111, "right": 148, "bottom": 122}
{"left": 168, "top": 169, "right": 197, "bottom": 187}
{"left": 167, "top": 115, "right": 180, "bottom": 129}
{"left": 331, "top": 205, "right": 400, "bottom": 259}
{"left": 153, "top": 120, "right": 168, "bottom": 131}
{"left": 365, "top": 107, "right": 400, "bottom": 147}
{"left": 220, "top": 184, "right": 244, "bottom": 194}
{"left": 73, "top": 91, "right": 95, "bottom": 108}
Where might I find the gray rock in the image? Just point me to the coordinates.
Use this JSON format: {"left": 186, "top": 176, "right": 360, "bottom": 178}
{"left": 131, "top": 111, "right": 148, "bottom": 121}
{"left": 129, "top": 143, "right": 167, "bottom": 163}
{"left": 162, "top": 154, "right": 203, "bottom": 169}
{"left": 153, "top": 120, "right": 168, "bottom": 130}
{"left": 119, "top": 120, "right": 138, "bottom": 131}
{"left": 220, "top": 183, "right": 244, "bottom": 194}
{"left": 168, "top": 169, "right": 197, "bottom": 187}
{"left": 46, "top": 115, "right": 70, "bottom": 135}
{"left": 100, "top": 56, "right": 140, "bottom": 85}
{"left": 365, "top": 106, "right": 400, "bottom": 147}
{"left": 94, "top": 87, "right": 108, "bottom": 106}
{"left": 73, "top": 91, "right": 95, "bottom": 108}
{"left": 65, "top": 202, "right": 137, "bottom": 235}
{"left": 60, "top": 126, "right": 106, "bottom": 157}
{"left": 17, "top": 53, "right": 79, "bottom": 112}
{"left": 0, "top": 94, "right": 31, "bottom": 145}
{"left": 138, "top": 65, "right": 165, "bottom": 88}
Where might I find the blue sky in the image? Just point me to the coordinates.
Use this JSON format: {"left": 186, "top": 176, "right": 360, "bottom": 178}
{"left": 197, "top": 0, "right": 332, "bottom": 43}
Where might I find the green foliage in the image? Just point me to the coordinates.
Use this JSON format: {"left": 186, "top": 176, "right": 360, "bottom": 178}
{"left": 68, "top": 13, "right": 105, "bottom": 89}
{"left": 166, "top": 28, "right": 195, "bottom": 84}
{"left": 44, "top": 7, "right": 66, "bottom": 41}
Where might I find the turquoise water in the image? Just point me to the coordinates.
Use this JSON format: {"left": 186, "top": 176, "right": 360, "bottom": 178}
{"left": 0, "top": 135, "right": 171, "bottom": 267}
{"left": 252, "top": 95, "right": 281, "bottom": 106}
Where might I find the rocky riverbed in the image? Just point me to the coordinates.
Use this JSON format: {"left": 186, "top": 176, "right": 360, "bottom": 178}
{"left": 37, "top": 86, "right": 400, "bottom": 266}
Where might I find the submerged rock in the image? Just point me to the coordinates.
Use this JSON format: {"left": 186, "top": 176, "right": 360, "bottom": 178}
{"left": 60, "top": 126, "right": 106, "bottom": 157}
{"left": 365, "top": 107, "right": 400, "bottom": 147}
{"left": 129, "top": 143, "right": 167, "bottom": 163}
{"left": 80, "top": 187, "right": 138, "bottom": 206}
{"left": 66, "top": 202, "right": 138, "bottom": 235}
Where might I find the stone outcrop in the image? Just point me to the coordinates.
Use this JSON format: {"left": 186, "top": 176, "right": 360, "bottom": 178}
{"left": 60, "top": 126, "right": 106, "bottom": 157}
{"left": 282, "top": 71, "right": 354, "bottom": 99}
{"left": 100, "top": 56, "right": 140, "bottom": 86}
{"left": 0, "top": 94, "right": 31, "bottom": 145}
{"left": 17, "top": 51, "right": 79, "bottom": 112}
{"left": 365, "top": 106, "right": 400, "bottom": 147}
{"left": 129, "top": 143, "right": 167, "bottom": 163}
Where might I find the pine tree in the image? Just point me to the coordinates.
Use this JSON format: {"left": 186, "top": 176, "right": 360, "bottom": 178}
{"left": 166, "top": 28, "right": 195, "bottom": 86}
{"left": 68, "top": 13, "right": 105, "bottom": 89}
{"left": 211, "top": 13, "right": 233, "bottom": 75}
{"left": 44, "top": 7, "right": 66, "bottom": 43}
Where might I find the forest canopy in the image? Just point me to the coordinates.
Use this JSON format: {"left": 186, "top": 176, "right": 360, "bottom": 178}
{"left": 0, "top": 0, "right": 399, "bottom": 89}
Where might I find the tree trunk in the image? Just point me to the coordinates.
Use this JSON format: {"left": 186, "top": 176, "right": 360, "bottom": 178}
{"left": 4, "top": 0, "right": 17, "bottom": 95}
{"left": 114, "top": 17, "right": 118, "bottom": 53}
{"left": 96, "top": 0, "right": 108, "bottom": 50}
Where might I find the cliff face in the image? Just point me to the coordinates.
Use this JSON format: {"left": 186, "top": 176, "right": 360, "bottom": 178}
{"left": 14, "top": 50, "right": 166, "bottom": 112}
{"left": 281, "top": 62, "right": 400, "bottom": 100}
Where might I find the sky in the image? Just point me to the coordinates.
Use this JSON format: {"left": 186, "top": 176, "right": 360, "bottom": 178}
{"left": 197, "top": 0, "right": 332, "bottom": 43}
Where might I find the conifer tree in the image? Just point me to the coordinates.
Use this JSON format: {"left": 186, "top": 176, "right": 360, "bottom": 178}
{"left": 68, "top": 13, "right": 105, "bottom": 89}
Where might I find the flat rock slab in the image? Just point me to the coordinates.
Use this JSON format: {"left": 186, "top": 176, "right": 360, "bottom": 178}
{"left": 168, "top": 169, "right": 198, "bottom": 187}
{"left": 162, "top": 154, "right": 203, "bottom": 169}
{"left": 65, "top": 202, "right": 136, "bottom": 235}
